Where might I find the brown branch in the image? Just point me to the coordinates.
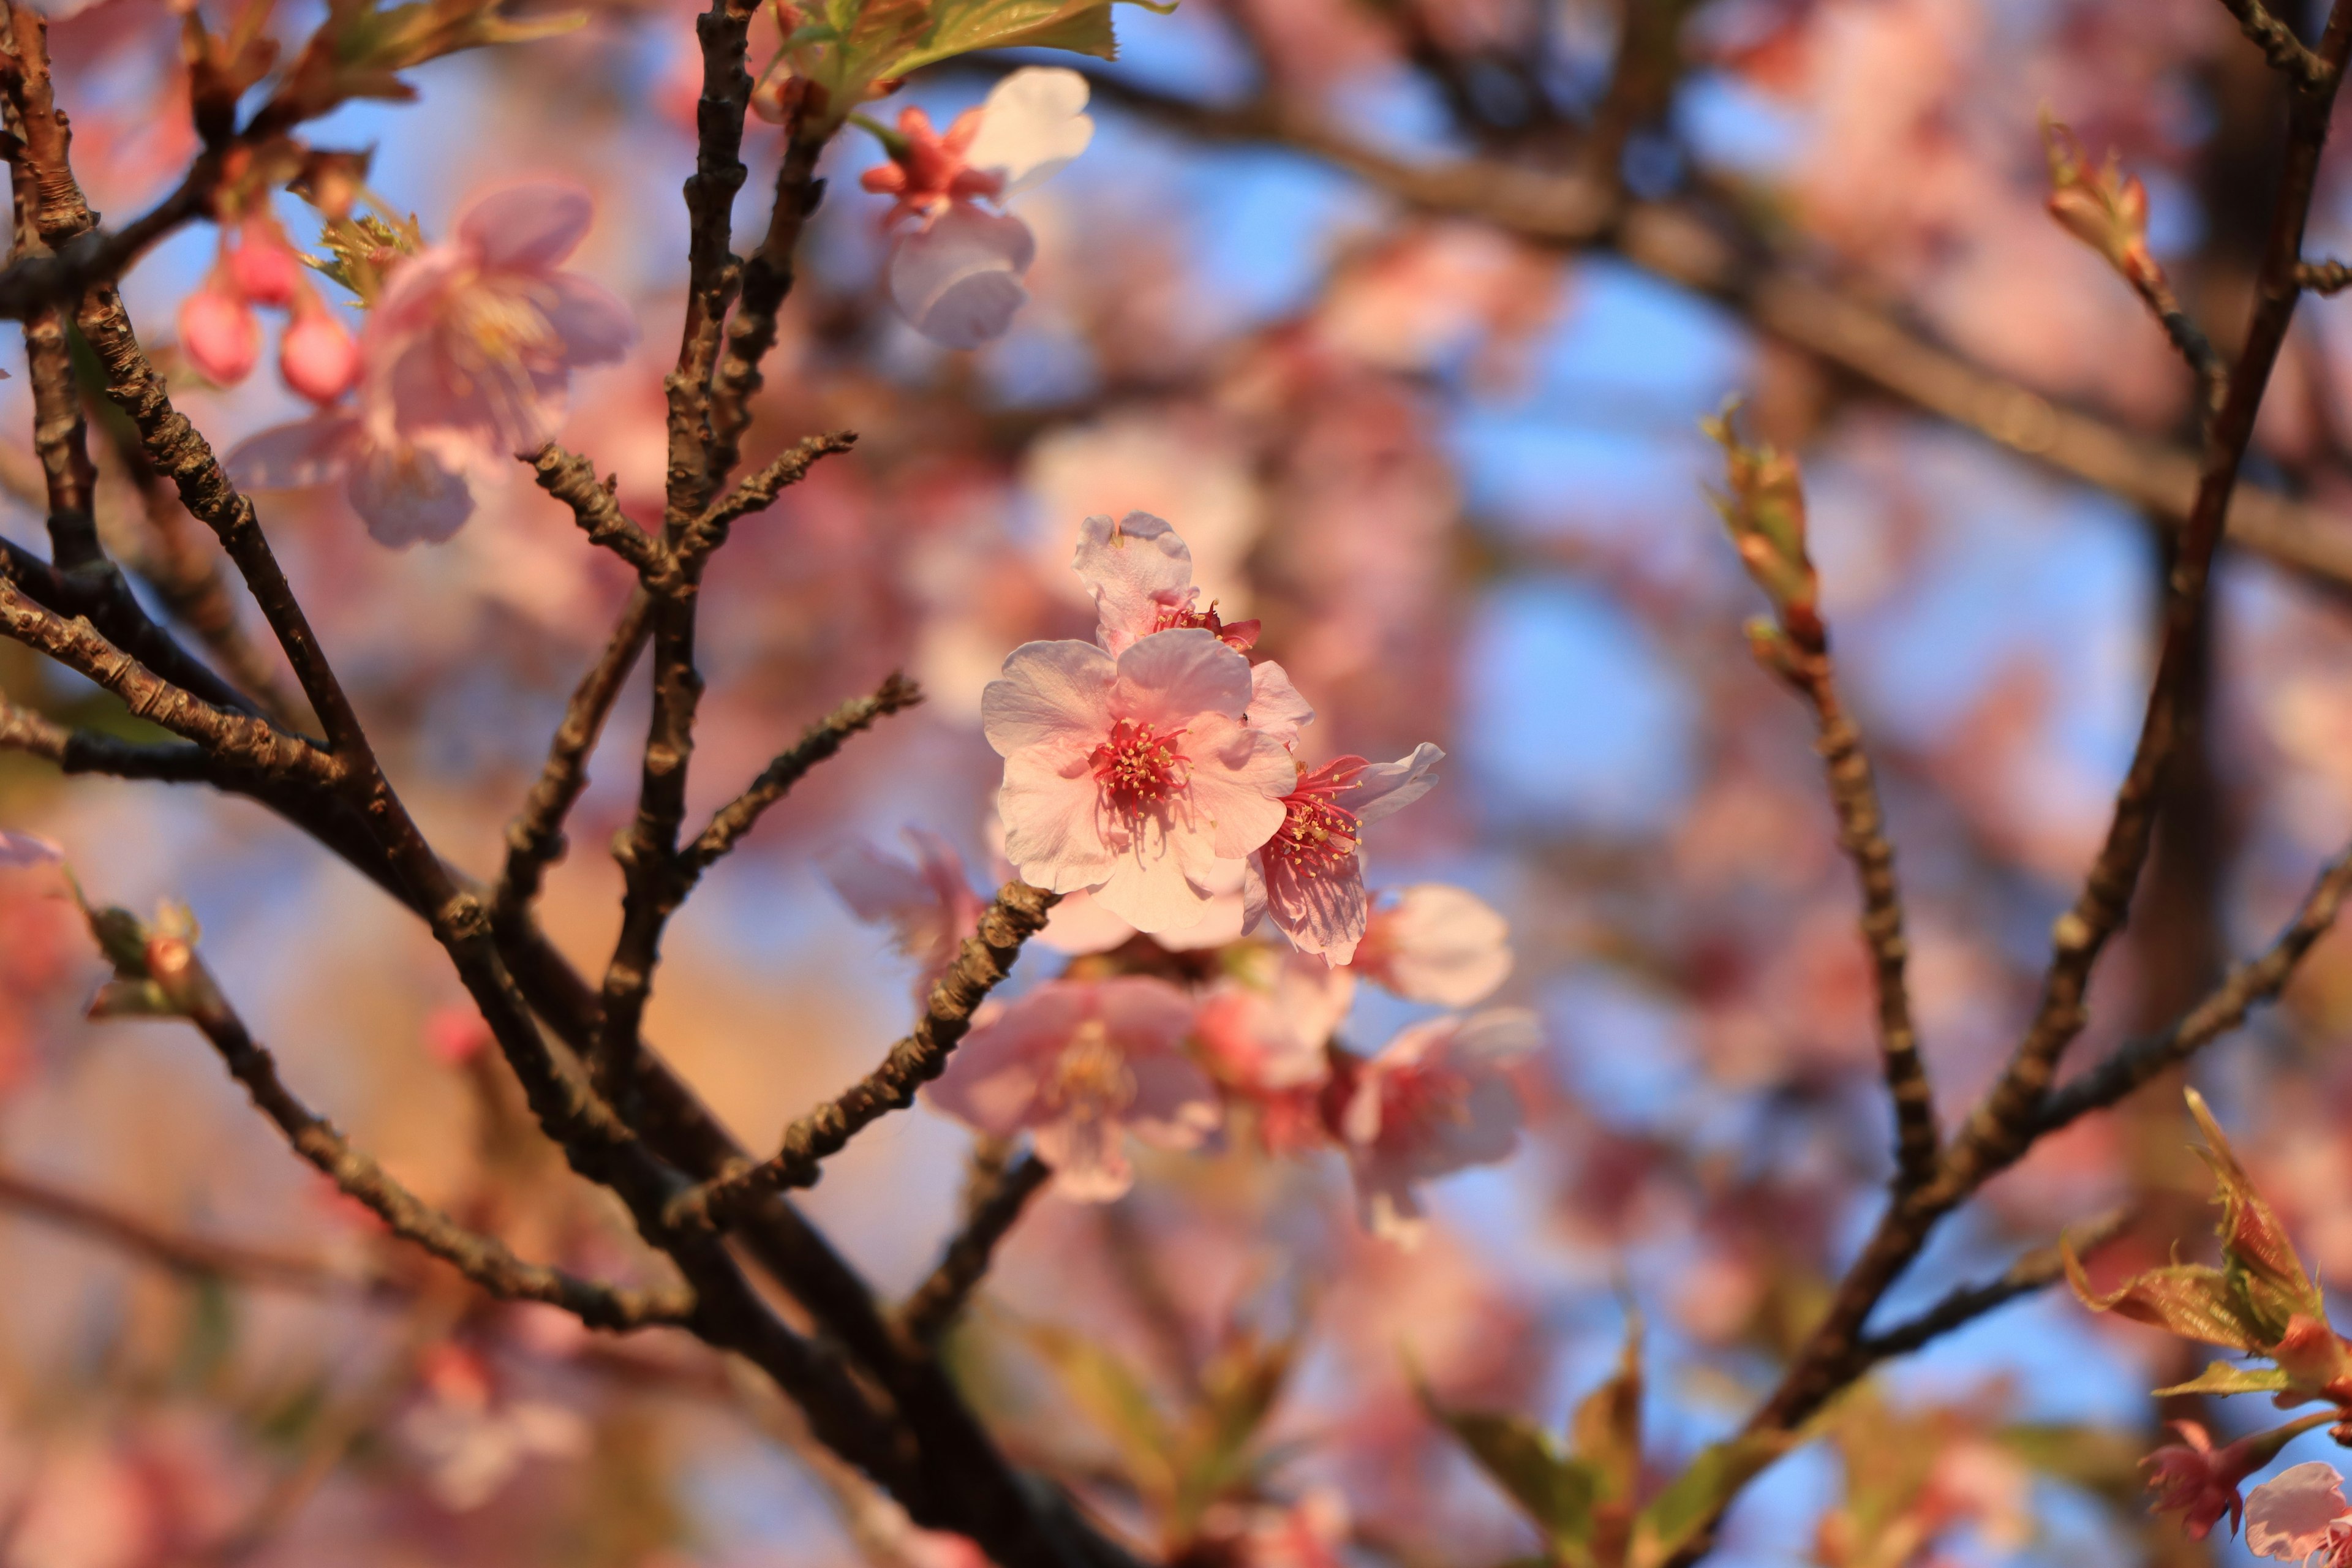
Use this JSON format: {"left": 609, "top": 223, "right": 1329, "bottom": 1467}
{"left": 1784, "top": 656, "right": 1937, "bottom": 1188}
{"left": 2130, "top": 272, "right": 2228, "bottom": 409}
{"left": 527, "top": 443, "right": 672, "bottom": 581}
{"left": 678, "top": 672, "right": 923, "bottom": 879}
{"left": 2216, "top": 0, "right": 2334, "bottom": 85}
{"left": 2299, "top": 257, "right": 2352, "bottom": 293}
{"left": 491, "top": 587, "right": 657, "bottom": 928}
{"left": 704, "top": 127, "right": 829, "bottom": 495}
{"left": 1084, "top": 74, "right": 2352, "bottom": 598}
{"left": 1850, "top": 1208, "right": 2133, "bottom": 1368}
{"left": 667, "top": 881, "right": 1061, "bottom": 1232}
{"left": 664, "top": 0, "right": 760, "bottom": 527}
{"left": 0, "top": 1161, "right": 379, "bottom": 1295}
{"left": 0, "top": 693, "right": 217, "bottom": 782}
{"left": 685, "top": 427, "right": 857, "bottom": 564}
{"left": 143, "top": 940, "right": 696, "bottom": 1332}
{"left": 0, "top": 579, "right": 337, "bottom": 783}
{"left": 899, "top": 1152, "right": 1052, "bottom": 1344}
{"left": 2033, "top": 837, "right": 2352, "bottom": 1133}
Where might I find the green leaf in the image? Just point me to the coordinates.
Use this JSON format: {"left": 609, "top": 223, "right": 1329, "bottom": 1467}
{"left": 2064, "top": 1245, "right": 2269, "bottom": 1354}
{"left": 1628, "top": 1431, "right": 1796, "bottom": 1568}
{"left": 1174, "top": 1329, "right": 1295, "bottom": 1527}
{"left": 1571, "top": 1312, "right": 1643, "bottom": 1504}
{"left": 893, "top": 0, "right": 1176, "bottom": 72}
{"left": 1419, "top": 1387, "right": 1597, "bottom": 1548}
{"left": 2151, "top": 1360, "right": 2294, "bottom": 1398}
{"left": 2188, "top": 1088, "right": 2325, "bottom": 1326}
{"left": 1020, "top": 1323, "right": 1176, "bottom": 1504}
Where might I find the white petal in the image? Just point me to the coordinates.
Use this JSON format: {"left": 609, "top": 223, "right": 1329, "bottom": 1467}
{"left": 967, "top": 66, "right": 1094, "bottom": 195}
{"left": 889, "top": 205, "right": 1037, "bottom": 350}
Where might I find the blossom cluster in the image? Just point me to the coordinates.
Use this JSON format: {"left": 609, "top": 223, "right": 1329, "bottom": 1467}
{"left": 829, "top": 511, "right": 1528, "bottom": 1242}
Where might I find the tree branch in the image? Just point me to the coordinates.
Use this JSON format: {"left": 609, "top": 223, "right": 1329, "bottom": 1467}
{"left": 899, "top": 1152, "right": 1052, "bottom": 1344}
{"left": 668, "top": 881, "right": 1061, "bottom": 1231}
{"left": 678, "top": 672, "right": 922, "bottom": 880}
{"left": 1850, "top": 1208, "right": 2132, "bottom": 1368}
{"left": 527, "top": 443, "right": 671, "bottom": 581}
{"left": 685, "top": 427, "right": 857, "bottom": 565}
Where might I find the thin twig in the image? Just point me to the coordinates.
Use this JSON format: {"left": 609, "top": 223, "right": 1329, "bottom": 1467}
{"left": 2298, "top": 257, "right": 2352, "bottom": 294}
{"left": 528, "top": 443, "right": 672, "bottom": 581}
{"left": 1786, "top": 655, "right": 1938, "bottom": 1188}
{"left": 2217, "top": 0, "right": 2334, "bottom": 85}
{"left": 704, "top": 129, "right": 829, "bottom": 496}
{"left": 679, "top": 673, "right": 923, "bottom": 879}
{"left": 1852, "top": 1208, "right": 2133, "bottom": 1369}
{"left": 900, "top": 1152, "right": 1052, "bottom": 1344}
{"left": 146, "top": 942, "right": 696, "bottom": 1332}
{"left": 491, "top": 587, "right": 657, "bottom": 927}
{"left": 668, "top": 882, "right": 1061, "bottom": 1231}
{"left": 685, "top": 428, "right": 857, "bottom": 564}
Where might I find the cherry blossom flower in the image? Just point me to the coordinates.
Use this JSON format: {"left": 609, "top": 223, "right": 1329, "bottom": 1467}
{"left": 1071, "top": 511, "right": 1259, "bottom": 655}
{"left": 863, "top": 67, "right": 1093, "bottom": 348}
{"left": 225, "top": 217, "right": 301, "bottom": 307}
{"left": 1326, "top": 1008, "right": 1539, "bottom": 1243}
{"left": 927, "top": 976, "right": 1219, "bottom": 1200}
{"left": 399, "top": 1342, "right": 589, "bottom": 1511}
{"left": 1195, "top": 950, "right": 1351, "bottom": 1151}
{"left": 1245, "top": 742, "right": 1447, "bottom": 965}
{"left": 227, "top": 181, "right": 631, "bottom": 547}
{"left": 1355, "top": 884, "right": 1513, "bottom": 1006}
{"left": 2141, "top": 1420, "right": 2277, "bottom": 1542}
{"left": 984, "top": 627, "right": 1293, "bottom": 933}
{"left": 2248, "top": 1462, "right": 2352, "bottom": 1564}
{"left": 823, "top": 827, "right": 984, "bottom": 1001}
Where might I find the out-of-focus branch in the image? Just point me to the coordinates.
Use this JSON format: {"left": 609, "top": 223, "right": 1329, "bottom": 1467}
{"left": 2034, "top": 838, "right": 2352, "bottom": 1132}
{"left": 678, "top": 673, "right": 922, "bottom": 878}
{"left": 0, "top": 1161, "right": 382, "bottom": 1295}
{"left": 2299, "top": 257, "right": 2352, "bottom": 293}
{"left": 144, "top": 937, "right": 697, "bottom": 1332}
{"left": 668, "top": 881, "right": 1061, "bottom": 1231}
{"left": 2217, "top": 0, "right": 2334, "bottom": 85}
{"left": 1850, "top": 1208, "right": 2132, "bottom": 1368}
{"left": 491, "top": 587, "right": 657, "bottom": 928}
{"left": 899, "top": 1152, "right": 1052, "bottom": 1344}
{"left": 1081, "top": 74, "right": 2352, "bottom": 597}
{"left": 1784, "top": 654, "right": 1938, "bottom": 1189}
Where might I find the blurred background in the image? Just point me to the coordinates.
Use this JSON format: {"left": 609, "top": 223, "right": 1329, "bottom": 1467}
{"left": 6, "top": 0, "right": 2352, "bottom": 1562}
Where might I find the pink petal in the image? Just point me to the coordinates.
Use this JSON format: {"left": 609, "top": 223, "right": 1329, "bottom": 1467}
{"left": 998, "top": 753, "right": 1117, "bottom": 894}
{"left": 225, "top": 412, "right": 363, "bottom": 491}
{"left": 1035, "top": 1111, "right": 1134, "bottom": 1201}
{"left": 1349, "top": 742, "right": 1445, "bottom": 825}
{"left": 1035, "top": 888, "right": 1140, "bottom": 955}
{"left": 928, "top": 985, "right": 1087, "bottom": 1137}
{"left": 1089, "top": 818, "right": 1217, "bottom": 932}
{"left": 888, "top": 204, "right": 1036, "bottom": 350}
{"left": 1247, "top": 660, "right": 1316, "bottom": 748}
{"left": 540, "top": 273, "right": 638, "bottom": 368}
{"left": 1073, "top": 511, "right": 1193, "bottom": 654}
{"left": 1113, "top": 628, "right": 1254, "bottom": 729}
{"left": 982, "top": 638, "right": 1116, "bottom": 758}
{"left": 347, "top": 442, "right": 475, "bottom": 548}
{"left": 0, "top": 829, "right": 62, "bottom": 867}
{"left": 1095, "top": 974, "right": 1197, "bottom": 1055}
{"left": 1180, "top": 712, "right": 1294, "bottom": 860}
{"left": 459, "top": 181, "right": 594, "bottom": 271}
{"left": 1452, "top": 1007, "right": 1543, "bottom": 1064}
{"left": 967, "top": 66, "right": 1094, "bottom": 194}
{"left": 2248, "top": 1464, "right": 2352, "bottom": 1561}
{"left": 1360, "top": 884, "right": 1513, "bottom": 1008}
{"left": 1124, "top": 1051, "right": 1221, "bottom": 1150}
{"left": 1261, "top": 848, "right": 1369, "bottom": 963}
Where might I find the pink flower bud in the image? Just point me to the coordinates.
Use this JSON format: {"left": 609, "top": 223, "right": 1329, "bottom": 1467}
{"left": 177, "top": 284, "right": 260, "bottom": 386}
{"left": 227, "top": 222, "right": 302, "bottom": 307}
{"left": 279, "top": 305, "right": 360, "bottom": 405}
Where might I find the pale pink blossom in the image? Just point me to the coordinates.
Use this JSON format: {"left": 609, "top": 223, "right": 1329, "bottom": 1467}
{"left": 1072, "top": 511, "right": 1259, "bottom": 656}
{"left": 1245, "top": 742, "right": 1447, "bottom": 965}
{"left": 0, "top": 828, "right": 62, "bottom": 867}
{"left": 178, "top": 279, "right": 258, "bottom": 385}
{"left": 823, "top": 828, "right": 984, "bottom": 1001}
{"left": 864, "top": 67, "right": 1093, "bottom": 348}
{"left": 361, "top": 180, "right": 636, "bottom": 479}
{"left": 2141, "top": 1420, "right": 2269, "bottom": 1542}
{"left": 1195, "top": 950, "right": 1351, "bottom": 1151}
{"left": 1355, "top": 884, "right": 1513, "bottom": 1006}
{"left": 226, "top": 409, "right": 473, "bottom": 547}
{"left": 1329, "top": 1008, "right": 1539, "bottom": 1243}
{"left": 1033, "top": 858, "right": 1251, "bottom": 956}
{"left": 927, "top": 976, "right": 1219, "bottom": 1200}
{"left": 399, "top": 1343, "right": 589, "bottom": 1512}
{"left": 984, "top": 628, "right": 1292, "bottom": 933}
{"left": 2249, "top": 1463, "right": 2352, "bottom": 1564}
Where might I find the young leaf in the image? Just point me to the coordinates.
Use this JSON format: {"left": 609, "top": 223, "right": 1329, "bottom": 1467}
{"left": 2185, "top": 1088, "right": 2324, "bottom": 1329}
{"left": 1416, "top": 1376, "right": 1597, "bottom": 1551}
{"left": 2150, "top": 1360, "right": 2294, "bottom": 1398}
{"left": 1627, "top": 1430, "right": 1795, "bottom": 1568}
{"left": 2062, "top": 1250, "right": 2269, "bottom": 1353}
{"left": 1570, "top": 1311, "right": 1643, "bottom": 1506}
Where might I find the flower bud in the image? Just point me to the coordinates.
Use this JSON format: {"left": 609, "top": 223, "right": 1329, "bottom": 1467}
{"left": 279, "top": 303, "right": 361, "bottom": 405}
{"left": 177, "top": 283, "right": 260, "bottom": 386}
{"left": 227, "top": 221, "right": 303, "bottom": 307}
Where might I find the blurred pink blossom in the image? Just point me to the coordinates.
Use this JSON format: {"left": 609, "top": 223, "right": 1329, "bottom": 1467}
{"left": 176, "top": 278, "right": 258, "bottom": 386}
{"left": 0, "top": 828, "right": 62, "bottom": 867}
{"left": 278, "top": 301, "right": 361, "bottom": 405}
{"left": 984, "top": 628, "right": 1291, "bottom": 933}
{"left": 865, "top": 67, "right": 1093, "bottom": 348}
{"left": 399, "top": 1342, "right": 589, "bottom": 1512}
{"left": 1355, "top": 884, "right": 1513, "bottom": 1006}
{"left": 1194, "top": 951, "right": 1351, "bottom": 1152}
{"left": 1329, "top": 1009, "right": 1538, "bottom": 1243}
{"left": 224, "top": 218, "right": 300, "bottom": 308}
{"left": 927, "top": 976, "right": 1219, "bottom": 1200}
{"left": 2141, "top": 1420, "right": 2264, "bottom": 1541}
{"left": 824, "top": 827, "right": 984, "bottom": 1001}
